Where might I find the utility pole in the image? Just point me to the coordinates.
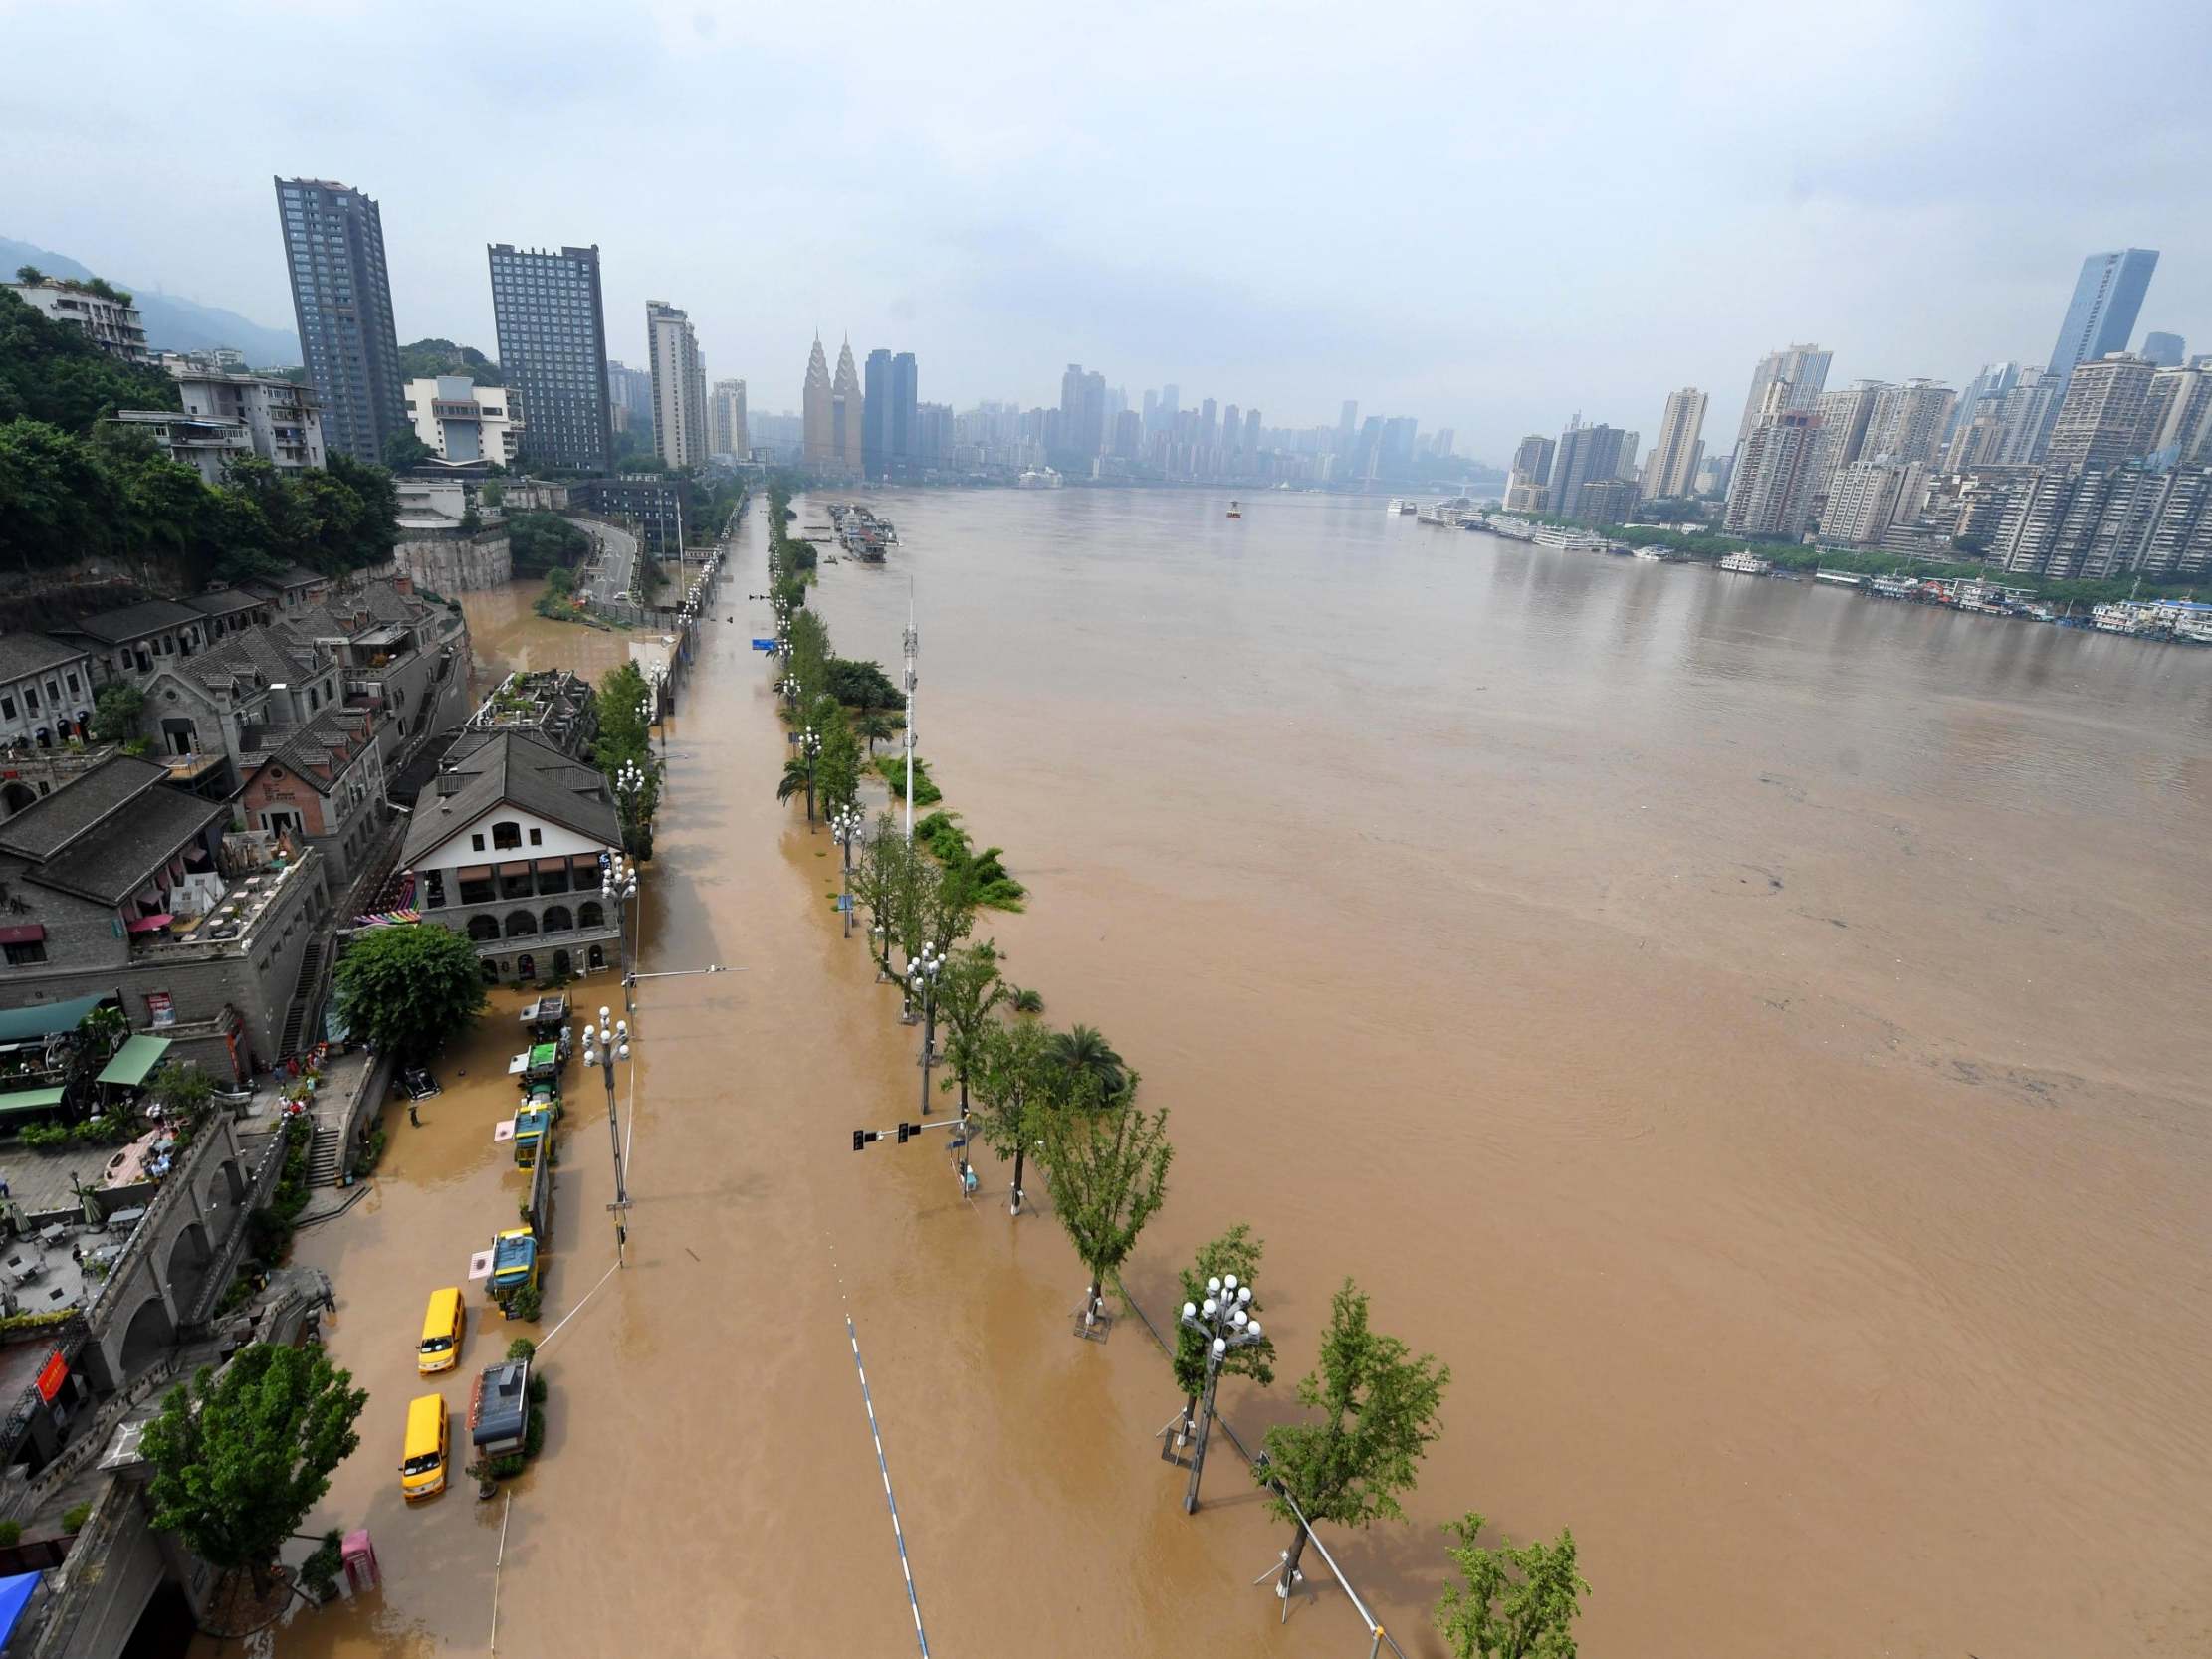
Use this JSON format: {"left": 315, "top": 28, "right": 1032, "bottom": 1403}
{"left": 902, "top": 584, "right": 918, "bottom": 844}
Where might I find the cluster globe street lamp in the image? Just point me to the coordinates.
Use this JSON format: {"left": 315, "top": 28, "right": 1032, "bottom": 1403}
{"left": 581, "top": 1005, "right": 634, "bottom": 1267}
{"left": 777, "top": 673, "right": 800, "bottom": 715}
{"left": 1179, "top": 1275, "right": 1263, "bottom": 1513}
{"left": 829, "top": 805, "right": 863, "bottom": 938}
{"left": 905, "top": 941, "right": 945, "bottom": 1115}
{"left": 601, "top": 851, "right": 640, "bottom": 1013}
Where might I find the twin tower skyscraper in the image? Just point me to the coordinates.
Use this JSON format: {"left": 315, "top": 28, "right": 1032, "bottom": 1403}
{"left": 803, "top": 336, "right": 919, "bottom": 477}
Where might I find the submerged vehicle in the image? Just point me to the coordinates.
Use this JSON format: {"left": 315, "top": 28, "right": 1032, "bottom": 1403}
{"left": 400, "top": 1394, "right": 449, "bottom": 1500}
{"left": 489, "top": 1228, "right": 540, "bottom": 1309}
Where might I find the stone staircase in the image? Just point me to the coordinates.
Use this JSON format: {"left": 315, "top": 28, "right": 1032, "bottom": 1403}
{"left": 306, "top": 1122, "right": 345, "bottom": 1187}
{"left": 277, "top": 936, "right": 325, "bottom": 1062}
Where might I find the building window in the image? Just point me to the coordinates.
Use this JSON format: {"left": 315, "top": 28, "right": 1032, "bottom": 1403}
{"left": 528, "top": 827, "right": 542, "bottom": 846}
{"left": 2, "top": 939, "right": 45, "bottom": 966}
{"left": 471, "top": 832, "right": 486, "bottom": 852}
{"left": 492, "top": 821, "right": 523, "bottom": 850}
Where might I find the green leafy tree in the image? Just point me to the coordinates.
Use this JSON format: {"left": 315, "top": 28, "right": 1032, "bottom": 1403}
{"left": 1436, "top": 1513, "right": 1589, "bottom": 1659}
{"left": 64, "top": 1004, "right": 129, "bottom": 1113}
{"left": 141, "top": 1345, "right": 368, "bottom": 1597}
{"left": 333, "top": 923, "right": 489, "bottom": 1064}
{"left": 382, "top": 431, "right": 434, "bottom": 470}
{"left": 786, "top": 609, "right": 833, "bottom": 711}
{"left": 1008, "top": 984, "right": 1045, "bottom": 1015}
{"left": 825, "top": 657, "right": 902, "bottom": 711}
{"left": 149, "top": 1060, "right": 217, "bottom": 1130}
{"left": 90, "top": 682, "right": 145, "bottom": 743}
{"left": 1040, "top": 1078, "right": 1172, "bottom": 1324}
{"left": 854, "top": 812, "right": 911, "bottom": 980}
{"left": 813, "top": 702, "right": 863, "bottom": 818}
{"left": 1172, "top": 1224, "right": 1277, "bottom": 1431}
{"left": 508, "top": 510, "right": 589, "bottom": 574}
{"left": 856, "top": 709, "right": 899, "bottom": 754}
{"left": 968, "top": 1015, "right": 1055, "bottom": 1213}
{"left": 935, "top": 941, "right": 1007, "bottom": 1114}
{"left": 1256, "top": 1280, "right": 1450, "bottom": 1597}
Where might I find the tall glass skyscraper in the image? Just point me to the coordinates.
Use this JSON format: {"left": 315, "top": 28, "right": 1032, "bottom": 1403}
{"left": 2047, "top": 249, "right": 2158, "bottom": 389}
{"left": 488, "top": 244, "right": 613, "bottom": 474}
{"left": 274, "top": 177, "right": 404, "bottom": 465}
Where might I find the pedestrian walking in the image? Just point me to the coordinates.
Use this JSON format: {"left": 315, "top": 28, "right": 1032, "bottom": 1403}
{"left": 407, "top": 1100, "right": 420, "bottom": 1128}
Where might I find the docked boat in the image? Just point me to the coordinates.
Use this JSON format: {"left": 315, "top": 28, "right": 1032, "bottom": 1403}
{"left": 1387, "top": 498, "right": 1417, "bottom": 514}
{"left": 1226, "top": 500, "right": 1241, "bottom": 518}
{"left": 1717, "top": 550, "right": 1775, "bottom": 575}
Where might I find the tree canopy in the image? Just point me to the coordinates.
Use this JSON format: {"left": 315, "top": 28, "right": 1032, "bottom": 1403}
{"left": 1436, "top": 1512, "right": 1589, "bottom": 1659}
{"left": 0, "top": 289, "right": 400, "bottom": 582}
{"left": 1040, "top": 1078, "right": 1172, "bottom": 1316}
{"left": 141, "top": 1345, "right": 368, "bottom": 1595}
{"left": 509, "top": 510, "right": 587, "bottom": 573}
{"left": 1257, "top": 1278, "right": 1449, "bottom": 1582}
{"left": 333, "top": 922, "right": 489, "bottom": 1063}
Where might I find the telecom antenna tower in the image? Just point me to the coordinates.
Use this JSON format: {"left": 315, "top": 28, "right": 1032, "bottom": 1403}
{"left": 902, "top": 585, "right": 919, "bottom": 842}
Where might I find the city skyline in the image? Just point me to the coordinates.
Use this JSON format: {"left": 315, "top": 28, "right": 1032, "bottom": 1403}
{"left": 11, "top": 3, "right": 2209, "bottom": 461}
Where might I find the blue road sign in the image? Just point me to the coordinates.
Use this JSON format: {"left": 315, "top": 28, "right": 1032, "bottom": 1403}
{"left": 752, "top": 638, "right": 777, "bottom": 650}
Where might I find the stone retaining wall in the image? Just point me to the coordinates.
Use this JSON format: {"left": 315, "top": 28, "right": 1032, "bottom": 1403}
{"left": 393, "top": 528, "right": 512, "bottom": 593}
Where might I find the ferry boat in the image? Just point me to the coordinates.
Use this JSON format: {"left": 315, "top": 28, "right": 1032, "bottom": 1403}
{"left": 1387, "top": 498, "right": 1417, "bottom": 514}
{"left": 1716, "top": 550, "right": 1774, "bottom": 575}
{"left": 1631, "top": 546, "right": 1682, "bottom": 562}
{"left": 1226, "top": 500, "right": 1241, "bottom": 518}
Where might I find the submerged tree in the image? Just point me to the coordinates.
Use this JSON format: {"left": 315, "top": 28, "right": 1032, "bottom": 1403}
{"left": 1435, "top": 1512, "right": 1589, "bottom": 1659}
{"left": 1046, "top": 1022, "right": 1125, "bottom": 1097}
{"left": 334, "top": 923, "right": 489, "bottom": 1063}
{"left": 936, "top": 941, "right": 1007, "bottom": 1116}
{"left": 854, "top": 812, "right": 911, "bottom": 981}
{"left": 969, "top": 1016, "right": 1057, "bottom": 1214}
{"left": 1040, "top": 1079, "right": 1172, "bottom": 1328}
{"left": 1256, "top": 1279, "right": 1449, "bottom": 1602}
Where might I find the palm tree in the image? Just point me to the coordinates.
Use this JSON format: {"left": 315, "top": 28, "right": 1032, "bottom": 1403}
{"left": 1046, "top": 1023, "right": 1125, "bottom": 1098}
{"left": 1008, "top": 984, "right": 1045, "bottom": 1015}
{"left": 774, "top": 753, "right": 816, "bottom": 823}
{"left": 856, "top": 710, "right": 899, "bottom": 755}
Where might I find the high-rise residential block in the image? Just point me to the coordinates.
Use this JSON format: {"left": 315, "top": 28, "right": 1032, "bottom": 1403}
{"left": 1818, "top": 462, "right": 1907, "bottom": 544}
{"left": 605, "top": 360, "right": 653, "bottom": 436}
{"left": 1734, "top": 344, "right": 1832, "bottom": 447}
{"left": 1988, "top": 465, "right": 2212, "bottom": 580}
{"left": 710, "top": 378, "right": 748, "bottom": 459}
{"left": 1810, "top": 381, "right": 1886, "bottom": 507}
{"left": 488, "top": 243, "right": 612, "bottom": 473}
{"left": 2138, "top": 364, "right": 2212, "bottom": 467}
{"left": 1864, "top": 379, "right": 1956, "bottom": 465}
{"left": 1641, "top": 389, "right": 1706, "bottom": 500}
{"left": 2044, "top": 353, "right": 2156, "bottom": 470}
{"left": 890, "top": 353, "right": 918, "bottom": 474}
{"left": 2045, "top": 249, "right": 2158, "bottom": 391}
{"left": 1244, "top": 408, "right": 1262, "bottom": 456}
{"left": 1723, "top": 383, "right": 1821, "bottom": 537}
{"left": 1550, "top": 422, "right": 1636, "bottom": 521}
{"left": 276, "top": 177, "right": 405, "bottom": 464}
{"left": 1993, "top": 369, "right": 2064, "bottom": 466}
{"left": 645, "top": 302, "right": 708, "bottom": 469}
{"left": 1510, "top": 434, "right": 1555, "bottom": 486}
{"left": 863, "top": 349, "right": 893, "bottom": 476}
{"left": 2139, "top": 331, "right": 2185, "bottom": 369}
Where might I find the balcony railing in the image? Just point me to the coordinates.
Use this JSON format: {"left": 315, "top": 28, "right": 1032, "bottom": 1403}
{"left": 131, "top": 850, "right": 321, "bottom": 962}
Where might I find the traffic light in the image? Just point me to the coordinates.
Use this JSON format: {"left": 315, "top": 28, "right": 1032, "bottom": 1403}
{"left": 852, "top": 1129, "right": 881, "bottom": 1151}
{"left": 896, "top": 1121, "right": 912, "bottom": 1144}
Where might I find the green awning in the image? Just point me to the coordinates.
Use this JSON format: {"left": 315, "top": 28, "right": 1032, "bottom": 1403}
{"left": 0, "top": 1087, "right": 68, "bottom": 1118}
{"left": 96, "top": 1035, "right": 171, "bottom": 1089}
{"left": 0, "top": 993, "right": 111, "bottom": 1046}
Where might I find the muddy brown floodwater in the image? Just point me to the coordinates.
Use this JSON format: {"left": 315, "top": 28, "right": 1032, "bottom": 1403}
{"left": 219, "top": 493, "right": 2210, "bottom": 1658}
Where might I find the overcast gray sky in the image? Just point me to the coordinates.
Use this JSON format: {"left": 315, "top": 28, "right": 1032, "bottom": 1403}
{"left": 8, "top": 0, "right": 2209, "bottom": 462}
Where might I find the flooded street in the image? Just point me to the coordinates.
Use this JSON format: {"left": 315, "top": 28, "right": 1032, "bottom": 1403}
{"left": 235, "top": 491, "right": 2211, "bottom": 1658}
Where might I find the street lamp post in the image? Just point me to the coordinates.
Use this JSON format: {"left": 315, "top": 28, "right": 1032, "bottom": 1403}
{"left": 581, "top": 1006, "right": 633, "bottom": 1268}
{"left": 1179, "top": 1276, "right": 1263, "bottom": 1514}
{"left": 601, "top": 852, "right": 640, "bottom": 1015}
{"left": 905, "top": 941, "right": 944, "bottom": 1119}
{"left": 798, "top": 726, "right": 822, "bottom": 825}
{"left": 830, "top": 806, "right": 863, "bottom": 939}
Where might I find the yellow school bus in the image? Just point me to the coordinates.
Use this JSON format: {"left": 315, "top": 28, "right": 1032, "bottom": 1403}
{"left": 399, "top": 1394, "right": 449, "bottom": 1501}
{"left": 418, "top": 1287, "right": 465, "bottom": 1375}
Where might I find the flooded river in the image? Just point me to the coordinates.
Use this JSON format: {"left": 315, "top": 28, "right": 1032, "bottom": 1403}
{"left": 233, "top": 492, "right": 2210, "bottom": 1657}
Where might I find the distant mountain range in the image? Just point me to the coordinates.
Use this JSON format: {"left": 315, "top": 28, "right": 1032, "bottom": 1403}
{"left": 3, "top": 235, "right": 300, "bottom": 367}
